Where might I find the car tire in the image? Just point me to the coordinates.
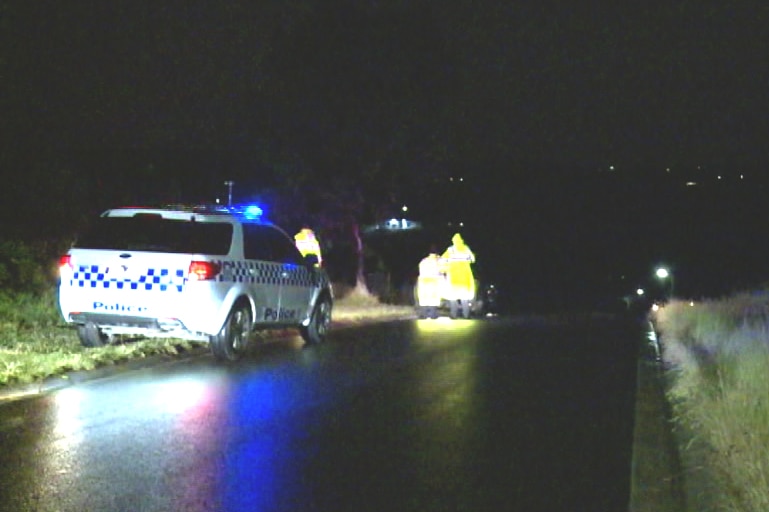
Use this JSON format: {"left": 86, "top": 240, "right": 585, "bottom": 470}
{"left": 210, "top": 302, "right": 251, "bottom": 362}
{"left": 301, "top": 293, "right": 332, "bottom": 346}
{"left": 77, "top": 322, "right": 109, "bottom": 347}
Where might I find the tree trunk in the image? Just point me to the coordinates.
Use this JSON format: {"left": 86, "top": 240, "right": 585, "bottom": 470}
{"left": 352, "top": 221, "right": 370, "bottom": 294}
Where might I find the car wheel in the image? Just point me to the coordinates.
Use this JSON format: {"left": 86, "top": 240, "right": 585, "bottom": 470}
{"left": 77, "top": 322, "right": 109, "bottom": 347}
{"left": 210, "top": 302, "right": 251, "bottom": 362}
{"left": 301, "top": 293, "right": 332, "bottom": 346}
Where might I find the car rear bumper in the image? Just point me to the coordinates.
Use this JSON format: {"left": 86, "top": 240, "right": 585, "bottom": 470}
{"left": 68, "top": 313, "right": 209, "bottom": 341}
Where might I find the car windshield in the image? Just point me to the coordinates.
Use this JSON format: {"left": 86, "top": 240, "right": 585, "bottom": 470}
{"left": 74, "top": 216, "right": 233, "bottom": 255}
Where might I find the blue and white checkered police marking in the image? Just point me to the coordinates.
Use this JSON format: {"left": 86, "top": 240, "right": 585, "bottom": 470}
{"left": 281, "top": 266, "right": 317, "bottom": 287}
{"left": 223, "top": 261, "right": 282, "bottom": 285}
{"left": 69, "top": 260, "right": 322, "bottom": 291}
{"left": 220, "top": 260, "right": 316, "bottom": 287}
{"left": 70, "top": 265, "right": 186, "bottom": 292}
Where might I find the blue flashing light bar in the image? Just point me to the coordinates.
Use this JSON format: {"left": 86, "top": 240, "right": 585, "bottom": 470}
{"left": 241, "top": 204, "right": 264, "bottom": 220}
{"left": 213, "top": 203, "right": 265, "bottom": 221}
{"left": 162, "top": 203, "right": 267, "bottom": 221}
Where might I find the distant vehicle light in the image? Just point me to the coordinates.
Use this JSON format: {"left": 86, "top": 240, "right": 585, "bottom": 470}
{"left": 362, "top": 218, "right": 423, "bottom": 233}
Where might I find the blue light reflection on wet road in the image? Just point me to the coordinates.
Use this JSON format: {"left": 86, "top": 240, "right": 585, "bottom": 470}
{"left": 0, "top": 317, "right": 636, "bottom": 511}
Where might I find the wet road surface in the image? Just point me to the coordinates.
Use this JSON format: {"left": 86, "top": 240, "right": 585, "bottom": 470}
{"left": 0, "top": 316, "right": 639, "bottom": 511}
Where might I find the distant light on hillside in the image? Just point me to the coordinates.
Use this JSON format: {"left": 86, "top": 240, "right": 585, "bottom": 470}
{"left": 363, "top": 218, "right": 423, "bottom": 233}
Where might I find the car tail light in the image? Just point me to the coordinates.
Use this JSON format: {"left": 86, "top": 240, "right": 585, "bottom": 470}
{"left": 188, "top": 260, "right": 221, "bottom": 281}
{"left": 59, "top": 255, "right": 73, "bottom": 271}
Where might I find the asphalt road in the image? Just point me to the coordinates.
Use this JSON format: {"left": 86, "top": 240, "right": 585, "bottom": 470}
{"left": 0, "top": 316, "right": 639, "bottom": 512}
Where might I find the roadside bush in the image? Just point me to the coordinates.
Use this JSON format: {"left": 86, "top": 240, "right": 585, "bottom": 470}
{"left": 0, "top": 238, "right": 69, "bottom": 340}
{"left": 653, "top": 294, "right": 769, "bottom": 511}
{"left": 0, "top": 239, "right": 63, "bottom": 295}
{"left": 0, "top": 288, "right": 62, "bottom": 336}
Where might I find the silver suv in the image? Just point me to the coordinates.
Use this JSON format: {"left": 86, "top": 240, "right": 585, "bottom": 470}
{"left": 58, "top": 204, "right": 333, "bottom": 361}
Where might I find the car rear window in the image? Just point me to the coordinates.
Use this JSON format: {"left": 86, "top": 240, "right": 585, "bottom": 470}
{"left": 74, "top": 216, "right": 233, "bottom": 255}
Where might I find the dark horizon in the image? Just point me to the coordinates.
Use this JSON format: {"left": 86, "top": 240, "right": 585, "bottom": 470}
{"left": 6, "top": 3, "right": 769, "bottom": 170}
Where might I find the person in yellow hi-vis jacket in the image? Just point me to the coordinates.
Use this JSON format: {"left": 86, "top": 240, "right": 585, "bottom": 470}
{"left": 416, "top": 247, "right": 446, "bottom": 319}
{"left": 294, "top": 227, "right": 322, "bottom": 267}
{"left": 442, "top": 233, "right": 476, "bottom": 319}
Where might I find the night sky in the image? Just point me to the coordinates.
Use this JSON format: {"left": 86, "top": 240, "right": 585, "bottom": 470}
{"left": 4, "top": 1, "right": 769, "bottom": 304}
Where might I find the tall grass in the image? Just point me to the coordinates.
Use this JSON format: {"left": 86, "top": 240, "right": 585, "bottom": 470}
{"left": 0, "top": 290, "right": 62, "bottom": 334}
{"left": 653, "top": 293, "right": 769, "bottom": 511}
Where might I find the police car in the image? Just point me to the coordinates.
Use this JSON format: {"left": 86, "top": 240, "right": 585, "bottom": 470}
{"left": 58, "top": 204, "right": 333, "bottom": 361}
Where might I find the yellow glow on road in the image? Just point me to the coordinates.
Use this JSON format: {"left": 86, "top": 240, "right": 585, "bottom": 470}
{"left": 408, "top": 316, "right": 484, "bottom": 485}
{"left": 415, "top": 317, "right": 479, "bottom": 335}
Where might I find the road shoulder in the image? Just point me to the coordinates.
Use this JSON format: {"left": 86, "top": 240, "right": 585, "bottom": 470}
{"left": 629, "top": 323, "right": 686, "bottom": 511}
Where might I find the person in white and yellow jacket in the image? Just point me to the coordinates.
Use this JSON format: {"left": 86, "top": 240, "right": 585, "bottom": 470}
{"left": 416, "top": 248, "right": 446, "bottom": 318}
{"left": 442, "top": 233, "right": 476, "bottom": 319}
{"left": 294, "top": 227, "right": 322, "bottom": 267}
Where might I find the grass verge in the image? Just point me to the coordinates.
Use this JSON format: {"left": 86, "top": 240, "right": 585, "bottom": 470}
{"left": 0, "top": 285, "right": 414, "bottom": 387}
{"left": 652, "top": 293, "right": 769, "bottom": 511}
